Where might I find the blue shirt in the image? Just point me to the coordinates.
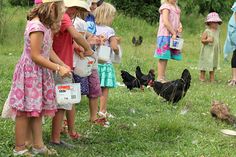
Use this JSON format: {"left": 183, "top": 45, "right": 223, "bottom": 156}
{"left": 85, "top": 14, "right": 96, "bottom": 35}
{"left": 224, "top": 2, "right": 236, "bottom": 58}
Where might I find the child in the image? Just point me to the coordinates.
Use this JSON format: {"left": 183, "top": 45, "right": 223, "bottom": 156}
{"left": 224, "top": 2, "right": 236, "bottom": 86}
{"left": 94, "top": 2, "right": 119, "bottom": 119}
{"left": 155, "top": 0, "right": 183, "bottom": 82}
{"left": 198, "top": 12, "right": 222, "bottom": 82}
{"left": 83, "top": 0, "right": 109, "bottom": 127}
{"left": 86, "top": 0, "right": 103, "bottom": 34}
{"left": 51, "top": 0, "right": 94, "bottom": 145}
{"left": 7, "top": 0, "right": 71, "bottom": 155}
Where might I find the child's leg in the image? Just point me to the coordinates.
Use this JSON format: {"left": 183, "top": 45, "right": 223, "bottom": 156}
{"left": 89, "top": 98, "right": 98, "bottom": 122}
{"left": 31, "top": 116, "right": 44, "bottom": 149}
{"left": 231, "top": 50, "right": 236, "bottom": 80}
{"left": 66, "top": 105, "right": 77, "bottom": 135}
{"left": 199, "top": 70, "right": 206, "bottom": 81}
{"left": 51, "top": 109, "right": 65, "bottom": 143}
{"left": 99, "top": 87, "right": 109, "bottom": 113}
{"left": 15, "top": 116, "right": 29, "bottom": 151}
{"left": 25, "top": 121, "right": 33, "bottom": 148}
{"left": 209, "top": 71, "right": 215, "bottom": 82}
{"left": 157, "top": 59, "right": 167, "bottom": 80}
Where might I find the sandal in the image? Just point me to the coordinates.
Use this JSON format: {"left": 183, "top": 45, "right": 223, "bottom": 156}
{"left": 69, "top": 132, "right": 81, "bottom": 140}
{"left": 92, "top": 118, "right": 110, "bottom": 128}
{"left": 13, "top": 149, "right": 33, "bottom": 157}
{"left": 32, "top": 146, "right": 58, "bottom": 156}
{"left": 228, "top": 80, "right": 236, "bottom": 86}
{"left": 98, "top": 111, "right": 115, "bottom": 119}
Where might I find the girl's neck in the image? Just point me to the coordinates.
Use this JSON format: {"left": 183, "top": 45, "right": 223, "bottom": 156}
{"left": 167, "top": 2, "right": 176, "bottom": 7}
{"left": 208, "top": 26, "right": 218, "bottom": 32}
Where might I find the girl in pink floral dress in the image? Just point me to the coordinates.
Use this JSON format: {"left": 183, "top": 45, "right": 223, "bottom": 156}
{"left": 7, "top": 0, "right": 71, "bottom": 156}
{"left": 154, "top": 0, "right": 183, "bottom": 82}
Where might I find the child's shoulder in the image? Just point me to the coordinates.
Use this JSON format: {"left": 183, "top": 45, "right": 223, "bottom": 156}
{"left": 26, "top": 20, "right": 46, "bottom": 33}
{"left": 97, "top": 25, "right": 115, "bottom": 32}
{"left": 159, "top": 3, "right": 180, "bottom": 12}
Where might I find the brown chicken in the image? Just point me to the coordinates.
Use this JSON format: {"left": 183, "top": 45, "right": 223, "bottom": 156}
{"left": 210, "top": 101, "right": 236, "bottom": 125}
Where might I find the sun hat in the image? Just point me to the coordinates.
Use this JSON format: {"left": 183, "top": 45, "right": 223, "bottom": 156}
{"left": 87, "top": 0, "right": 103, "bottom": 6}
{"left": 34, "top": 0, "right": 62, "bottom": 4}
{"left": 232, "top": 2, "right": 236, "bottom": 12}
{"left": 64, "top": 0, "right": 90, "bottom": 11}
{"left": 205, "top": 12, "right": 222, "bottom": 25}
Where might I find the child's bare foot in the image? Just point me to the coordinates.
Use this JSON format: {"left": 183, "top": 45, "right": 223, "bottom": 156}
{"left": 199, "top": 78, "right": 205, "bottom": 82}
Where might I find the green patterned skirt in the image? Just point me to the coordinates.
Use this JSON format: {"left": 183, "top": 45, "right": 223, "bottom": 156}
{"left": 98, "top": 63, "right": 117, "bottom": 88}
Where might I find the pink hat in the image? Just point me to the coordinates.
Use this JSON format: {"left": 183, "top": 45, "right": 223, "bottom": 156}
{"left": 34, "top": 0, "right": 63, "bottom": 4}
{"left": 205, "top": 12, "right": 222, "bottom": 25}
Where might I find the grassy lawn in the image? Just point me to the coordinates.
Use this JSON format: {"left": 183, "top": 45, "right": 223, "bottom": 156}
{"left": 1, "top": 8, "right": 236, "bottom": 157}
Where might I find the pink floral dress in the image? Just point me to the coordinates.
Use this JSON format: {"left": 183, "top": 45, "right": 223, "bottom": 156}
{"left": 8, "top": 20, "right": 57, "bottom": 117}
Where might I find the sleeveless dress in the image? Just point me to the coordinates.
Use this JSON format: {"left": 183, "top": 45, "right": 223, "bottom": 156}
{"left": 198, "top": 28, "right": 220, "bottom": 71}
{"left": 8, "top": 20, "right": 57, "bottom": 117}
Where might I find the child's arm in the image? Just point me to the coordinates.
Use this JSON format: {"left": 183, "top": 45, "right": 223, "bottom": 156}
{"left": 67, "top": 26, "right": 94, "bottom": 56}
{"left": 162, "top": 9, "right": 177, "bottom": 39}
{"left": 74, "top": 42, "right": 85, "bottom": 59}
{"left": 50, "top": 50, "right": 70, "bottom": 70}
{"left": 201, "top": 32, "right": 214, "bottom": 45}
{"left": 110, "top": 36, "right": 119, "bottom": 54}
{"left": 178, "top": 22, "right": 183, "bottom": 34}
{"left": 30, "top": 32, "right": 71, "bottom": 77}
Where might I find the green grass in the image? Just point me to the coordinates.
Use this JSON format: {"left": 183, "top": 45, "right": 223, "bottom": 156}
{"left": 1, "top": 8, "right": 236, "bottom": 157}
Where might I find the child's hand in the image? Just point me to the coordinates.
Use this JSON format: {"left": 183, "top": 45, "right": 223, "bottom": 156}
{"left": 84, "top": 49, "right": 94, "bottom": 57}
{"left": 207, "top": 36, "right": 214, "bottom": 43}
{"left": 78, "top": 52, "right": 85, "bottom": 59}
{"left": 88, "top": 35, "right": 101, "bottom": 45}
{"left": 99, "top": 34, "right": 107, "bottom": 45}
{"left": 74, "top": 45, "right": 85, "bottom": 54}
{"left": 59, "top": 66, "right": 71, "bottom": 78}
{"left": 177, "top": 26, "right": 183, "bottom": 34}
{"left": 172, "top": 34, "right": 177, "bottom": 40}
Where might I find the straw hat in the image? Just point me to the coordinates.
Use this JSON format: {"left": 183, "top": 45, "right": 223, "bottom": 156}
{"left": 205, "top": 12, "right": 222, "bottom": 25}
{"left": 87, "top": 0, "right": 103, "bottom": 6}
{"left": 64, "top": 0, "right": 90, "bottom": 11}
{"left": 34, "top": 0, "right": 62, "bottom": 4}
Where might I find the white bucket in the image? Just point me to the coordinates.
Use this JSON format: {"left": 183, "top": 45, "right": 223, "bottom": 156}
{"left": 56, "top": 83, "right": 81, "bottom": 105}
{"left": 170, "top": 38, "right": 184, "bottom": 50}
{"left": 111, "top": 45, "right": 122, "bottom": 64}
{"left": 74, "top": 54, "right": 95, "bottom": 77}
{"left": 97, "top": 45, "right": 111, "bottom": 63}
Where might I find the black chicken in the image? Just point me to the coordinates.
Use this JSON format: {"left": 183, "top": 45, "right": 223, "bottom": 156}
{"left": 121, "top": 70, "right": 141, "bottom": 90}
{"left": 132, "top": 36, "right": 143, "bottom": 46}
{"left": 135, "top": 66, "right": 155, "bottom": 87}
{"left": 150, "top": 69, "right": 191, "bottom": 103}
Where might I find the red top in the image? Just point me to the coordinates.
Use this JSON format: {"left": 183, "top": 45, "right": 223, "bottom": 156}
{"left": 53, "top": 13, "right": 74, "bottom": 68}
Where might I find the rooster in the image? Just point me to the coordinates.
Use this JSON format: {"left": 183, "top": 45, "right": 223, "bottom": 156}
{"left": 135, "top": 66, "right": 155, "bottom": 87}
{"left": 210, "top": 101, "right": 236, "bottom": 126}
{"left": 132, "top": 36, "right": 143, "bottom": 46}
{"left": 150, "top": 69, "right": 191, "bottom": 103}
{"left": 121, "top": 70, "right": 142, "bottom": 90}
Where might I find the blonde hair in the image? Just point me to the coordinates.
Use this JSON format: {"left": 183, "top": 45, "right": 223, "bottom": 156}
{"left": 161, "top": 0, "right": 178, "bottom": 4}
{"left": 27, "top": 1, "right": 65, "bottom": 32}
{"left": 94, "top": 2, "right": 116, "bottom": 26}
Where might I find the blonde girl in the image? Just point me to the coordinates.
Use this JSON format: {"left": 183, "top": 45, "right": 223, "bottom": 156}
{"left": 95, "top": 2, "right": 119, "bottom": 120}
{"left": 7, "top": 0, "right": 70, "bottom": 156}
{"left": 155, "top": 0, "right": 182, "bottom": 82}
